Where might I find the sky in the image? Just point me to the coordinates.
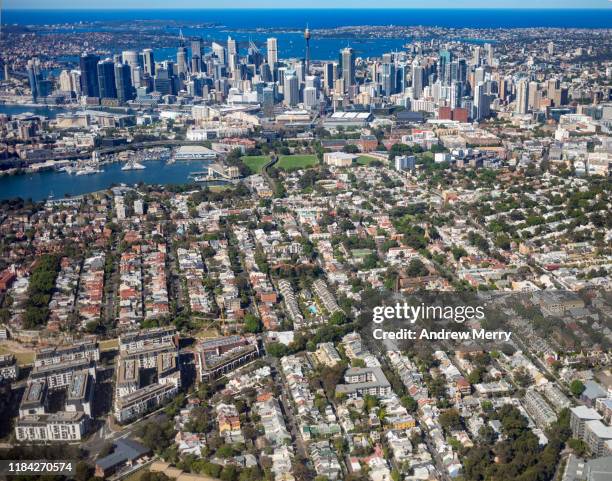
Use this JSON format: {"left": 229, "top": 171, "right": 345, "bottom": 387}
{"left": 3, "top": 0, "right": 612, "bottom": 9}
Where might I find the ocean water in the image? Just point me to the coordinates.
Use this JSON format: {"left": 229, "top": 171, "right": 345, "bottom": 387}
{"left": 4, "top": 9, "right": 610, "bottom": 61}
{"left": 3, "top": 9, "right": 612, "bottom": 29}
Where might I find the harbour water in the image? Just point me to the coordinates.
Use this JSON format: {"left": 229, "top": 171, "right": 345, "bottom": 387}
{"left": 0, "top": 160, "right": 213, "bottom": 202}
{"left": 3, "top": 9, "right": 611, "bottom": 60}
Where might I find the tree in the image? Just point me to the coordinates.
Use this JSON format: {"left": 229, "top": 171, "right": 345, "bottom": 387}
{"left": 216, "top": 444, "right": 235, "bottom": 458}
{"left": 567, "top": 438, "right": 589, "bottom": 456}
{"left": 439, "top": 408, "right": 462, "bottom": 433}
{"left": 343, "top": 144, "right": 360, "bottom": 154}
{"left": 400, "top": 395, "right": 418, "bottom": 413}
{"left": 406, "top": 258, "right": 429, "bottom": 277}
{"left": 221, "top": 465, "right": 240, "bottom": 481}
{"left": 243, "top": 314, "right": 263, "bottom": 333}
{"left": 570, "top": 379, "right": 585, "bottom": 397}
{"left": 74, "top": 461, "right": 93, "bottom": 481}
{"left": 494, "top": 234, "right": 512, "bottom": 251}
{"left": 363, "top": 394, "right": 379, "bottom": 413}
{"left": 329, "top": 311, "right": 347, "bottom": 325}
{"left": 265, "top": 342, "right": 288, "bottom": 358}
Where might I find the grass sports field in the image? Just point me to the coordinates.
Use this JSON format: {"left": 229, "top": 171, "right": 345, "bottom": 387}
{"left": 276, "top": 155, "right": 318, "bottom": 170}
{"left": 241, "top": 155, "right": 270, "bottom": 173}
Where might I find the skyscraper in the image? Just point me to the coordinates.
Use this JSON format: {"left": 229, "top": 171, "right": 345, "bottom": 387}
{"left": 266, "top": 38, "right": 278, "bottom": 67}
{"left": 140, "top": 49, "right": 155, "bottom": 76}
{"left": 472, "top": 46, "right": 482, "bottom": 66}
{"left": 515, "top": 78, "right": 529, "bottom": 114}
{"left": 304, "top": 26, "right": 311, "bottom": 76}
{"left": 262, "top": 85, "right": 275, "bottom": 117}
{"left": 341, "top": 47, "right": 355, "bottom": 92}
{"left": 212, "top": 42, "right": 226, "bottom": 66}
{"left": 191, "top": 38, "right": 202, "bottom": 59}
{"left": 323, "top": 62, "right": 335, "bottom": 91}
{"left": 411, "top": 59, "right": 424, "bottom": 100}
{"left": 26, "top": 58, "right": 43, "bottom": 101}
{"left": 450, "top": 81, "right": 462, "bottom": 108}
{"left": 381, "top": 59, "right": 396, "bottom": 97}
{"left": 121, "top": 50, "right": 139, "bottom": 67}
{"left": 115, "top": 62, "right": 134, "bottom": 103}
{"left": 227, "top": 37, "right": 237, "bottom": 72}
{"left": 473, "top": 81, "right": 490, "bottom": 121}
{"left": 191, "top": 38, "right": 202, "bottom": 73}
{"left": 439, "top": 49, "right": 452, "bottom": 85}
{"left": 177, "top": 46, "right": 188, "bottom": 76}
{"left": 247, "top": 41, "right": 263, "bottom": 69}
{"left": 58, "top": 70, "right": 73, "bottom": 93}
{"left": 97, "top": 59, "right": 117, "bottom": 99}
{"left": 283, "top": 70, "right": 299, "bottom": 107}
{"left": 304, "top": 86, "right": 317, "bottom": 110}
{"left": 484, "top": 43, "right": 494, "bottom": 65}
{"left": 80, "top": 53, "right": 100, "bottom": 98}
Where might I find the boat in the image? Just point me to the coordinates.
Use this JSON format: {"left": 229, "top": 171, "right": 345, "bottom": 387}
{"left": 75, "top": 166, "right": 102, "bottom": 176}
{"left": 121, "top": 161, "right": 146, "bottom": 171}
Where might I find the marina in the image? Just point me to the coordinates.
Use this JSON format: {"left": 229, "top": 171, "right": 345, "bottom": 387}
{"left": 0, "top": 158, "right": 215, "bottom": 201}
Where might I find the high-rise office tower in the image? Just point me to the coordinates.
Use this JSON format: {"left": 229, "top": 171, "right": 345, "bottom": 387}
{"left": 472, "top": 46, "right": 482, "bottom": 66}
{"left": 528, "top": 81, "right": 540, "bottom": 110}
{"left": 140, "top": 49, "right": 155, "bottom": 76}
{"left": 547, "top": 42, "right": 554, "bottom": 56}
{"left": 455, "top": 59, "right": 467, "bottom": 86}
{"left": 411, "top": 59, "right": 424, "bottom": 99}
{"left": 323, "top": 62, "right": 335, "bottom": 91}
{"left": 97, "top": 59, "right": 117, "bottom": 99}
{"left": 262, "top": 85, "right": 275, "bottom": 117}
{"left": 266, "top": 38, "right": 278, "bottom": 67}
{"left": 177, "top": 46, "right": 188, "bottom": 76}
{"left": 70, "top": 70, "right": 82, "bottom": 95}
{"left": 473, "top": 81, "right": 490, "bottom": 120}
{"left": 304, "top": 26, "right": 311, "bottom": 76}
{"left": 341, "top": 47, "right": 355, "bottom": 92}
{"left": 381, "top": 59, "right": 396, "bottom": 97}
{"left": 261, "top": 62, "right": 273, "bottom": 82}
{"left": 212, "top": 42, "right": 226, "bottom": 66}
{"left": 247, "top": 41, "right": 263, "bottom": 69}
{"left": 283, "top": 70, "right": 299, "bottom": 106}
{"left": 277, "top": 67, "right": 287, "bottom": 92}
{"left": 515, "top": 78, "right": 529, "bottom": 114}
{"left": 484, "top": 43, "right": 494, "bottom": 65}
{"left": 305, "top": 75, "right": 319, "bottom": 90}
{"left": 121, "top": 50, "right": 140, "bottom": 86}
{"left": 450, "top": 81, "right": 462, "bottom": 108}
{"left": 397, "top": 64, "right": 408, "bottom": 93}
{"left": 499, "top": 76, "right": 510, "bottom": 101}
{"left": 295, "top": 58, "right": 306, "bottom": 83}
{"left": 191, "top": 38, "right": 202, "bottom": 73}
{"left": 439, "top": 49, "right": 452, "bottom": 85}
{"left": 191, "top": 38, "right": 202, "bottom": 60}
{"left": 26, "top": 58, "right": 43, "bottom": 101}
{"left": 474, "top": 67, "right": 486, "bottom": 86}
{"left": 227, "top": 37, "right": 237, "bottom": 72}
{"left": 154, "top": 67, "right": 172, "bottom": 95}
{"left": 59, "top": 70, "right": 72, "bottom": 93}
{"left": 80, "top": 53, "right": 100, "bottom": 98}
{"left": 304, "top": 86, "right": 317, "bottom": 109}
{"left": 115, "top": 62, "right": 134, "bottom": 103}
{"left": 121, "top": 51, "right": 139, "bottom": 69}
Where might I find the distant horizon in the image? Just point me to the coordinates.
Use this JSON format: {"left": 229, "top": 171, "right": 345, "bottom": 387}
{"left": 4, "top": 6, "right": 612, "bottom": 9}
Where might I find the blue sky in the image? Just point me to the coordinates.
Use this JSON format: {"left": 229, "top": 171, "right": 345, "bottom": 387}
{"left": 3, "top": 1, "right": 612, "bottom": 9}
